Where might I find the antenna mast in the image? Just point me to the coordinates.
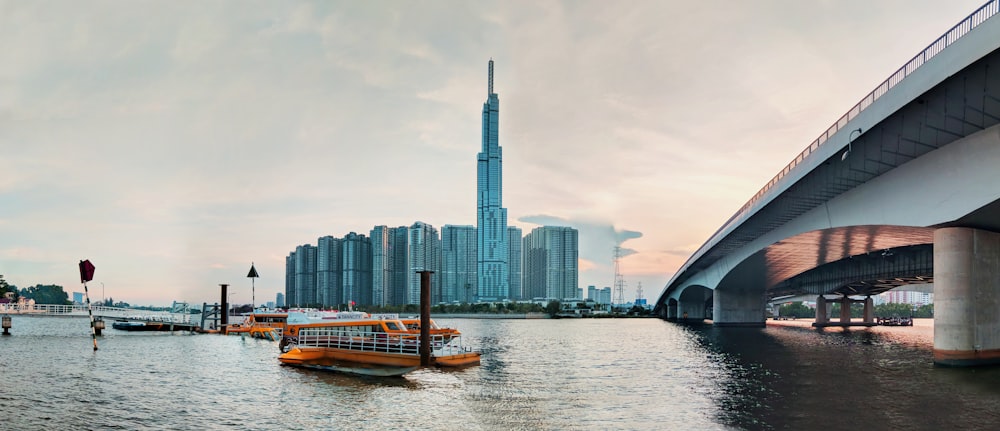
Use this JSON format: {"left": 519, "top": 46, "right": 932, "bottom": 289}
{"left": 613, "top": 246, "right": 626, "bottom": 311}
{"left": 488, "top": 58, "right": 494, "bottom": 95}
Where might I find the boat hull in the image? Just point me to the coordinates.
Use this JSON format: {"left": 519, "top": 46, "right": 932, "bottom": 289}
{"left": 279, "top": 347, "right": 421, "bottom": 377}
{"left": 433, "top": 352, "right": 481, "bottom": 367}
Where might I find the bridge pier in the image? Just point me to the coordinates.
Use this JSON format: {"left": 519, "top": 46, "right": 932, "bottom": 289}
{"left": 934, "top": 227, "right": 1000, "bottom": 366}
{"left": 815, "top": 296, "right": 828, "bottom": 325}
{"left": 665, "top": 299, "right": 678, "bottom": 321}
{"left": 863, "top": 297, "right": 874, "bottom": 325}
{"left": 713, "top": 288, "right": 765, "bottom": 327}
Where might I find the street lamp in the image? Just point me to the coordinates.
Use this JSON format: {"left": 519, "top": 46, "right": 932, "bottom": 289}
{"left": 842, "top": 128, "right": 863, "bottom": 161}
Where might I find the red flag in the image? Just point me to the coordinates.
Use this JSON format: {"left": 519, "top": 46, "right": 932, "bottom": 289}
{"left": 79, "top": 260, "right": 95, "bottom": 283}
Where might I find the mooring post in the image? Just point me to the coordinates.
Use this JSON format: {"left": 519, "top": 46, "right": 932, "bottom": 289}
{"left": 2, "top": 315, "right": 11, "bottom": 335}
{"left": 220, "top": 284, "right": 229, "bottom": 334}
{"left": 418, "top": 270, "right": 434, "bottom": 367}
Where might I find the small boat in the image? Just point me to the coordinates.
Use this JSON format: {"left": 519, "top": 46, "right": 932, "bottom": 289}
{"left": 112, "top": 320, "right": 165, "bottom": 331}
{"left": 278, "top": 312, "right": 480, "bottom": 377}
{"left": 226, "top": 312, "right": 290, "bottom": 338}
{"left": 399, "top": 317, "right": 462, "bottom": 342}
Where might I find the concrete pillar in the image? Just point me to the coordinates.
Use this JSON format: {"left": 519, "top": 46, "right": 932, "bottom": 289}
{"left": 815, "top": 296, "right": 828, "bottom": 325}
{"left": 678, "top": 299, "right": 705, "bottom": 320}
{"left": 934, "top": 227, "right": 1000, "bottom": 366}
{"left": 863, "top": 297, "right": 874, "bottom": 324}
{"left": 712, "top": 288, "right": 765, "bottom": 327}
{"left": 666, "top": 300, "right": 678, "bottom": 321}
{"left": 839, "top": 296, "right": 851, "bottom": 323}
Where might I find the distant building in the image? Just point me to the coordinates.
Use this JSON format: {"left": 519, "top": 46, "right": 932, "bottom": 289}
{"left": 341, "top": 232, "right": 373, "bottom": 307}
{"left": 317, "top": 235, "right": 342, "bottom": 307}
{"left": 442, "top": 225, "right": 477, "bottom": 304}
{"left": 275, "top": 292, "right": 284, "bottom": 308}
{"left": 507, "top": 226, "right": 523, "bottom": 300}
{"left": 72, "top": 292, "right": 84, "bottom": 304}
{"left": 878, "top": 290, "right": 933, "bottom": 306}
{"left": 587, "top": 285, "right": 597, "bottom": 301}
{"left": 407, "top": 222, "right": 441, "bottom": 305}
{"left": 597, "top": 287, "right": 612, "bottom": 305}
{"left": 523, "top": 226, "right": 579, "bottom": 300}
{"left": 294, "top": 244, "right": 317, "bottom": 307}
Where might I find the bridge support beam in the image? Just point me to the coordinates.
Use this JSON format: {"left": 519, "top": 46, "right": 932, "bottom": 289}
{"left": 934, "top": 227, "right": 1000, "bottom": 366}
{"left": 863, "top": 297, "right": 874, "bottom": 324}
{"left": 815, "top": 296, "right": 828, "bottom": 325}
{"left": 665, "top": 299, "right": 678, "bottom": 321}
{"left": 839, "top": 296, "right": 851, "bottom": 324}
{"left": 713, "top": 288, "right": 765, "bottom": 327}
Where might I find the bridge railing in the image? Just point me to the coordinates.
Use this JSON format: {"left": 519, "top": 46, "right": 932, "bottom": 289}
{"left": 683, "top": 0, "right": 1000, "bottom": 274}
{"left": 0, "top": 303, "right": 194, "bottom": 324}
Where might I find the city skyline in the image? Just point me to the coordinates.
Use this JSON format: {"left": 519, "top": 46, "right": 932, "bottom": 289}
{"left": 1, "top": 1, "right": 986, "bottom": 306}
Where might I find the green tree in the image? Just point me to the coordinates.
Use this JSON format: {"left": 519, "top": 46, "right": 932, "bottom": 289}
{"left": 778, "top": 302, "right": 815, "bottom": 318}
{"left": 0, "top": 274, "right": 17, "bottom": 298}
{"left": 545, "top": 300, "right": 561, "bottom": 317}
{"left": 875, "top": 302, "right": 915, "bottom": 318}
{"left": 18, "top": 284, "right": 71, "bottom": 305}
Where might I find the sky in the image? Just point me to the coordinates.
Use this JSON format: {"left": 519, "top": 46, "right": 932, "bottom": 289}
{"left": 0, "top": 0, "right": 988, "bottom": 307}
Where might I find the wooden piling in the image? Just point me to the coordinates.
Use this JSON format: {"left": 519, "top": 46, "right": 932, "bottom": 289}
{"left": 418, "top": 270, "right": 434, "bottom": 366}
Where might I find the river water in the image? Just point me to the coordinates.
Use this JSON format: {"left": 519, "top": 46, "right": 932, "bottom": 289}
{"left": 1, "top": 316, "right": 999, "bottom": 430}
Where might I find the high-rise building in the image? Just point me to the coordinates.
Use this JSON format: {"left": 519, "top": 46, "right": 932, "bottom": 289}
{"left": 407, "top": 222, "right": 441, "bottom": 304}
{"left": 341, "top": 232, "right": 372, "bottom": 307}
{"left": 389, "top": 227, "right": 410, "bottom": 306}
{"left": 477, "top": 59, "right": 509, "bottom": 302}
{"left": 587, "top": 285, "right": 597, "bottom": 301}
{"left": 285, "top": 251, "right": 296, "bottom": 306}
{"left": 523, "top": 226, "right": 579, "bottom": 300}
{"left": 598, "top": 287, "right": 612, "bottom": 305}
{"left": 442, "top": 225, "right": 478, "bottom": 304}
{"left": 370, "top": 226, "right": 392, "bottom": 307}
{"left": 507, "top": 226, "right": 522, "bottom": 300}
{"left": 276, "top": 292, "right": 285, "bottom": 308}
{"left": 294, "top": 244, "right": 317, "bottom": 307}
{"left": 317, "top": 235, "right": 342, "bottom": 307}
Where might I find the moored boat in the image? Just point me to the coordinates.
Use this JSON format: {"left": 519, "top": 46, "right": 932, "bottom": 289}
{"left": 278, "top": 312, "right": 480, "bottom": 376}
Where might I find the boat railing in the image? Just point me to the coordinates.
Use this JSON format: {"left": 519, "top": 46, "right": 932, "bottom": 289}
{"left": 296, "top": 328, "right": 474, "bottom": 357}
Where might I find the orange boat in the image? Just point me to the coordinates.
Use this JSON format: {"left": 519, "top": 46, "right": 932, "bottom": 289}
{"left": 225, "top": 312, "right": 289, "bottom": 340}
{"left": 399, "top": 317, "right": 462, "bottom": 342}
{"left": 278, "top": 312, "right": 480, "bottom": 376}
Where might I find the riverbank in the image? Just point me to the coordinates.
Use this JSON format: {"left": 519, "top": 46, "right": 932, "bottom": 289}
{"left": 767, "top": 317, "right": 934, "bottom": 345}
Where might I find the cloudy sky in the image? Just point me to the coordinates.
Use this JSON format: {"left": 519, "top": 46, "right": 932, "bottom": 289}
{"left": 1, "top": 1, "right": 987, "bottom": 306}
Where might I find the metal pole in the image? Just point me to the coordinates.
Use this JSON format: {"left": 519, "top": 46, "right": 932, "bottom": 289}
{"left": 418, "top": 270, "right": 433, "bottom": 366}
{"left": 83, "top": 281, "right": 98, "bottom": 351}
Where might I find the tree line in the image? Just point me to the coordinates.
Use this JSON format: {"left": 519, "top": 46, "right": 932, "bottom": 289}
{"left": 778, "top": 301, "right": 934, "bottom": 318}
{"left": 1, "top": 274, "right": 74, "bottom": 305}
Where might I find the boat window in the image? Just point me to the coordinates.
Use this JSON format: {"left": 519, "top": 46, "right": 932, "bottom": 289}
{"left": 384, "top": 321, "right": 400, "bottom": 331}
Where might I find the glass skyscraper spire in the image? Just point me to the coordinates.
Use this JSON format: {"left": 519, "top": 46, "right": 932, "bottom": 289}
{"left": 477, "top": 59, "right": 509, "bottom": 301}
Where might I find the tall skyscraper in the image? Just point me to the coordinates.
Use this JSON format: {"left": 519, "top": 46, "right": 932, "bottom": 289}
{"left": 477, "top": 59, "right": 509, "bottom": 302}
{"left": 341, "top": 232, "right": 372, "bottom": 307}
{"left": 285, "top": 251, "right": 296, "bottom": 306}
{"left": 317, "top": 235, "right": 342, "bottom": 307}
{"left": 407, "top": 222, "right": 441, "bottom": 304}
{"left": 294, "top": 244, "right": 317, "bottom": 307}
{"left": 442, "top": 225, "right": 478, "bottom": 304}
{"left": 370, "top": 226, "right": 391, "bottom": 307}
{"left": 507, "top": 226, "right": 522, "bottom": 300}
{"left": 523, "top": 226, "right": 579, "bottom": 300}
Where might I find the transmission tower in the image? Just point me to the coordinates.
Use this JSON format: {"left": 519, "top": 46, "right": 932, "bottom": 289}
{"left": 635, "top": 282, "right": 643, "bottom": 303}
{"left": 613, "top": 246, "right": 626, "bottom": 311}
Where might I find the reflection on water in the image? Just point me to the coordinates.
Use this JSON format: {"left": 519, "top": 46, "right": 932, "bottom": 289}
{"left": 2, "top": 316, "right": 1000, "bottom": 429}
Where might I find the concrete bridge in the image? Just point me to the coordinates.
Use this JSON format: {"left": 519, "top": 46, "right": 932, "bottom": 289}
{"left": 655, "top": 1, "right": 1000, "bottom": 366}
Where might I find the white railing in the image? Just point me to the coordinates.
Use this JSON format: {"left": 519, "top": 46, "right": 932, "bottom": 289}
{"left": 296, "top": 328, "right": 474, "bottom": 357}
{"left": 0, "top": 303, "right": 193, "bottom": 324}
